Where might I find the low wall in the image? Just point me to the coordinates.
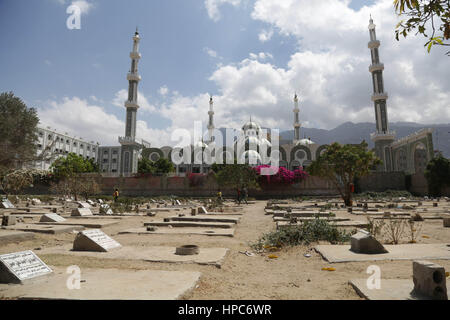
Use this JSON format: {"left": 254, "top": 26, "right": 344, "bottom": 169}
{"left": 359, "top": 172, "right": 406, "bottom": 192}
{"left": 409, "top": 173, "right": 450, "bottom": 196}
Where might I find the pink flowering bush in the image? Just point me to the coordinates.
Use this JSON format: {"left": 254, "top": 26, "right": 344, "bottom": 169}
{"left": 254, "top": 165, "right": 308, "bottom": 186}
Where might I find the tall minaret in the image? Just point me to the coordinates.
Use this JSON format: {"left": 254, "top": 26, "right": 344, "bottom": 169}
{"left": 293, "top": 93, "right": 301, "bottom": 143}
{"left": 119, "top": 28, "right": 143, "bottom": 174}
{"left": 207, "top": 96, "right": 215, "bottom": 144}
{"left": 368, "top": 17, "right": 395, "bottom": 171}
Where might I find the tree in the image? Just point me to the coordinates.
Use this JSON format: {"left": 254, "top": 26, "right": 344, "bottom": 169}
{"left": 138, "top": 157, "right": 174, "bottom": 174}
{"left": 0, "top": 92, "right": 39, "bottom": 173}
{"left": 394, "top": 0, "right": 450, "bottom": 55}
{"left": 424, "top": 153, "right": 450, "bottom": 196}
{"left": 50, "top": 152, "right": 96, "bottom": 179}
{"left": 307, "top": 141, "right": 381, "bottom": 206}
{"left": 215, "top": 164, "right": 260, "bottom": 191}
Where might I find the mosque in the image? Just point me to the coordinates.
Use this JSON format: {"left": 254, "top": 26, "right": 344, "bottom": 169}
{"left": 98, "top": 18, "right": 434, "bottom": 177}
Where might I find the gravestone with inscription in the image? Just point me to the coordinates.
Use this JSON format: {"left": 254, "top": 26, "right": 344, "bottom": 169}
{"left": 78, "top": 201, "right": 91, "bottom": 208}
{"left": 1, "top": 199, "right": 15, "bottom": 209}
{"left": 71, "top": 208, "right": 93, "bottom": 216}
{"left": 0, "top": 250, "right": 53, "bottom": 283}
{"left": 73, "top": 229, "right": 121, "bottom": 252}
{"left": 40, "top": 213, "right": 66, "bottom": 223}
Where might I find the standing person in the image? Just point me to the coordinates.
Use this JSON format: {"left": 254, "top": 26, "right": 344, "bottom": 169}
{"left": 236, "top": 187, "right": 241, "bottom": 205}
{"left": 242, "top": 186, "right": 248, "bottom": 205}
{"left": 113, "top": 188, "right": 119, "bottom": 203}
{"left": 217, "top": 189, "right": 223, "bottom": 204}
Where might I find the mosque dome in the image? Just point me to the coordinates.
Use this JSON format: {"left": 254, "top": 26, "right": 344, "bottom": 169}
{"left": 242, "top": 121, "right": 261, "bottom": 133}
{"left": 296, "top": 138, "right": 315, "bottom": 146}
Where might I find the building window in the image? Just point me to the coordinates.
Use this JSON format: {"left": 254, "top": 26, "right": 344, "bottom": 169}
{"left": 112, "top": 159, "right": 117, "bottom": 163}
{"left": 112, "top": 169, "right": 117, "bottom": 172}
{"left": 104, "top": 150, "right": 108, "bottom": 154}
{"left": 112, "top": 150, "right": 118, "bottom": 155}
{"left": 103, "top": 159, "right": 108, "bottom": 163}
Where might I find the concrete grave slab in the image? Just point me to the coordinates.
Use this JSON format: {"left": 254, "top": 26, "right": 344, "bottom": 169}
{"left": 0, "top": 267, "right": 201, "bottom": 300}
{"left": 350, "top": 230, "right": 388, "bottom": 254}
{"left": 119, "top": 227, "right": 235, "bottom": 237}
{"left": 73, "top": 229, "right": 121, "bottom": 252}
{"left": 37, "top": 218, "right": 119, "bottom": 228}
{"left": 315, "top": 243, "right": 450, "bottom": 263}
{"left": 202, "top": 212, "right": 243, "bottom": 216}
{"left": 144, "top": 221, "right": 235, "bottom": 229}
{"left": 39, "top": 213, "right": 66, "bottom": 223}
{"left": 4, "top": 223, "right": 84, "bottom": 234}
{"left": 39, "top": 245, "right": 228, "bottom": 267}
{"left": 71, "top": 208, "right": 93, "bottom": 217}
{"left": 0, "top": 230, "right": 35, "bottom": 243}
{"left": 0, "top": 199, "right": 15, "bottom": 209}
{"left": 166, "top": 216, "right": 240, "bottom": 224}
{"left": 77, "top": 202, "right": 91, "bottom": 208}
{"left": 277, "top": 220, "right": 368, "bottom": 229}
{"left": 0, "top": 250, "right": 52, "bottom": 284}
{"left": 349, "top": 278, "right": 450, "bottom": 300}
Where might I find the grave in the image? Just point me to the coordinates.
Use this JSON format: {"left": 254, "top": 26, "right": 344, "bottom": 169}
{"left": 0, "top": 250, "right": 52, "bottom": 284}
{"left": 0, "top": 267, "right": 201, "bottom": 300}
{"left": 119, "top": 227, "right": 235, "bottom": 237}
{"left": 315, "top": 243, "right": 450, "bottom": 263}
{"left": 144, "top": 221, "right": 235, "bottom": 229}
{"left": 166, "top": 216, "right": 240, "bottom": 224}
{"left": 412, "top": 260, "right": 448, "bottom": 300}
{"left": 198, "top": 206, "right": 208, "bottom": 214}
{"left": 39, "top": 213, "right": 66, "bottom": 223}
{"left": 72, "top": 229, "right": 121, "bottom": 252}
{"left": 2, "top": 215, "right": 16, "bottom": 226}
{"left": 38, "top": 218, "right": 119, "bottom": 228}
{"left": 444, "top": 217, "right": 450, "bottom": 227}
{"left": 77, "top": 201, "right": 91, "bottom": 208}
{"left": 350, "top": 230, "right": 388, "bottom": 254}
{"left": 0, "top": 199, "right": 15, "bottom": 209}
{"left": 4, "top": 223, "right": 84, "bottom": 234}
{"left": 31, "top": 198, "right": 41, "bottom": 205}
{"left": 71, "top": 208, "right": 93, "bottom": 216}
{"left": 0, "top": 230, "right": 35, "bottom": 243}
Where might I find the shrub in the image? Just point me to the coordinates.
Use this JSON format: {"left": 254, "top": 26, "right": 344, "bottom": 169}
{"left": 254, "top": 165, "right": 308, "bottom": 186}
{"left": 251, "top": 219, "right": 353, "bottom": 250}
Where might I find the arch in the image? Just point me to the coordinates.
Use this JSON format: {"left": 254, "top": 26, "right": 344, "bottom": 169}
{"left": 394, "top": 147, "right": 407, "bottom": 172}
{"left": 290, "top": 145, "right": 312, "bottom": 163}
{"left": 315, "top": 144, "right": 328, "bottom": 159}
{"left": 413, "top": 142, "right": 427, "bottom": 173}
{"left": 142, "top": 148, "right": 164, "bottom": 160}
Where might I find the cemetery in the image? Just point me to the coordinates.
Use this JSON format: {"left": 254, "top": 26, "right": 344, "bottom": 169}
{"left": 0, "top": 194, "right": 449, "bottom": 300}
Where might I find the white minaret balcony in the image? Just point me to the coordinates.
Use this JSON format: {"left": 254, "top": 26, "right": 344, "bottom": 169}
{"left": 130, "top": 52, "right": 141, "bottom": 60}
{"left": 371, "top": 92, "right": 388, "bottom": 101}
{"left": 127, "top": 72, "right": 141, "bottom": 81}
{"left": 368, "top": 40, "right": 380, "bottom": 49}
{"left": 369, "top": 63, "right": 384, "bottom": 73}
{"left": 370, "top": 131, "right": 396, "bottom": 142}
{"left": 208, "top": 111, "right": 214, "bottom": 116}
{"left": 294, "top": 123, "right": 301, "bottom": 128}
{"left": 125, "top": 101, "right": 140, "bottom": 109}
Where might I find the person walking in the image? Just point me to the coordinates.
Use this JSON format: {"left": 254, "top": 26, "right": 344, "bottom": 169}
{"left": 113, "top": 188, "right": 119, "bottom": 203}
{"left": 236, "top": 187, "right": 241, "bottom": 205}
{"left": 242, "top": 186, "right": 248, "bottom": 205}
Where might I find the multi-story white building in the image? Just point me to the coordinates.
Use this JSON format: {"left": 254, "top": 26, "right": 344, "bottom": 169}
{"left": 30, "top": 125, "right": 99, "bottom": 171}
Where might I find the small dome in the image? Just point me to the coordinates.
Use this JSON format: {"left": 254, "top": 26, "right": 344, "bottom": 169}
{"left": 296, "top": 138, "right": 315, "bottom": 146}
{"left": 242, "top": 121, "right": 261, "bottom": 133}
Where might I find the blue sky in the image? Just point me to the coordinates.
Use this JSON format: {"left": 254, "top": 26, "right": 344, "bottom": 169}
{"left": 1, "top": 0, "right": 448, "bottom": 147}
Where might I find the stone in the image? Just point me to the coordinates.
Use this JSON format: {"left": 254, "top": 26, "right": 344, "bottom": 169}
{"left": 1, "top": 199, "right": 15, "bottom": 209}
{"left": 433, "top": 203, "right": 438, "bottom": 207}
{"left": 2, "top": 215, "right": 16, "bottom": 226}
{"left": 51, "top": 208, "right": 57, "bottom": 213}
{"left": 31, "top": 198, "right": 41, "bottom": 205}
{"left": 72, "top": 229, "right": 121, "bottom": 252}
{"left": 97, "top": 199, "right": 104, "bottom": 204}
{"left": 0, "top": 250, "right": 52, "bottom": 284}
{"left": 39, "top": 213, "right": 66, "bottom": 223}
{"left": 87, "top": 200, "right": 95, "bottom": 205}
{"left": 191, "top": 208, "right": 197, "bottom": 216}
{"left": 176, "top": 200, "right": 181, "bottom": 206}
{"left": 443, "top": 218, "right": 450, "bottom": 228}
{"left": 350, "top": 230, "right": 388, "bottom": 254}
{"left": 412, "top": 260, "right": 448, "bottom": 300}
{"left": 77, "top": 201, "right": 91, "bottom": 208}
{"left": 175, "top": 245, "right": 199, "bottom": 256}
{"left": 198, "top": 206, "right": 208, "bottom": 214}
{"left": 412, "top": 213, "right": 424, "bottom": 222}
{"left": 71, "top": 208, "right": 93, "bottom": 216}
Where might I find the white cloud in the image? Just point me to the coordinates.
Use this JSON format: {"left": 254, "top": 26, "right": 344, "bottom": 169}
{"left": 205, "top": 0, "right": 242, "bottom": 22}
{"left": 112, "top": 89, "right": 156, "bottom": 113}
{"left": 204, "top": 47, "right": 218, "bottom": 58}
{"left": 55, "top": 0, "right": 94, "bottom": 14}
{"left": 258, "top": 28, "right": 273, "bottom": 42}
{"left": 158, "top": 86, "right": 169, "bottom": 96}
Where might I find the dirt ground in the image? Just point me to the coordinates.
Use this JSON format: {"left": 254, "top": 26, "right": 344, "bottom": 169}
{"left": 0, "top": 199, "right": 449, "bottom": 300}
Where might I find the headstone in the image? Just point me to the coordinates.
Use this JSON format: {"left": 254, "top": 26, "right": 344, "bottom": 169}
{"left": 72, "top": 229, "right": 121, "bottom": 252}
{"left": 443, "top": 217, "right": 450, "bottom": 228}
{"left": 433, "top": 203, "right": 438, "bottom": 207}
{"left": 51, "top": 208, "right": 57, "bottom": 213}
{"left": 2, "top": 215, "right": 16, "bottom": 226}
{"left": 97, "top": 199, "right": 104, "bottom": 204}
{"left": 412, "top": 260, "right": 448, "bottom": 300}
{"left": 176, "top": 200, "right": 181, "bottom": 206}
{"left": 87, "top": 200, "right": 95, "bottom": 205}
{"left": 31, "top": 198, "right": 41, "bottom": 205}
{"left": 78, "top": 201, "right": 91, "bottom": 208}
{"left": 39, "top": 213, "right": 66, "bottom": 223}
{"left": 71, "top": 208, "right": 93, "bottom": 216}
{"left": 0, "top": 250, "right": 52, "bottom": 284}
{"left": 198, "top": 206, "right": 208, "bottom": 214}
{"left": 0, "top": 199, "right": 15, "bottom": 209}
{"left": 191, "top": 208, "right": 197, "bottom": 216}
{"left": 350, "top": 230, "right": 388, "bottom": 254}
